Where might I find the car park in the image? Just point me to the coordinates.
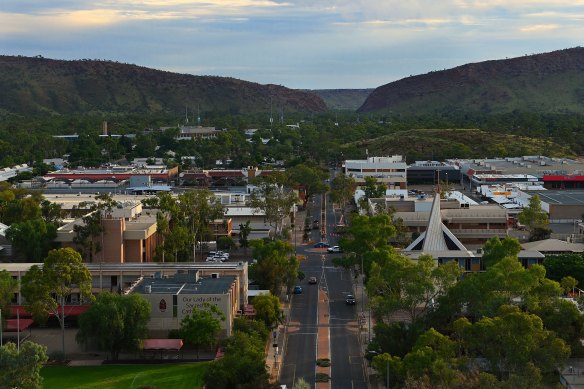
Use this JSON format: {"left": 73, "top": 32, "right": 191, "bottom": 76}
{"left": 294, "top": 285, "right": 303, "bottom": 294}
{"left": 313, "top": 242, "right": 330, "bottom": 248}
{"left": 345, "top": 294, "right": 356, "bottom": 305}
{"left": 308, "top": 276, "right": 317, "bottom": 284}
{"left": 327, "top": 245, "right": 342, "bottom": 253}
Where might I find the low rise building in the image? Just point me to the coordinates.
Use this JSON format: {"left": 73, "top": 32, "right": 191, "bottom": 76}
{"left": 344, "top": 155, "right": 407, "bottom": 189}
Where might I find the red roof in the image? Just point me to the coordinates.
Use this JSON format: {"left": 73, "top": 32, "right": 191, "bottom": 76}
{"left": 143, "top": 339, "right": 184, "bottom": 350}
{"left": 544, "top": 175, "right": 584, "bottom": 182}
{"left": 4, "top": 319, "right": 34, "bottom": 332}
{"left": 10, "top": 305, "right": 89, "bottom": 317}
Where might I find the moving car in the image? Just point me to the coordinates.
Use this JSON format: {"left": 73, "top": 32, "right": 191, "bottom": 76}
{"left": 345, "top": 294, "right": 356, "bottom": 305}
{"left": 294, "top": 286, "right": 303, "bottom": 294}
{"left": 308, "top": 276, "right": 317, "bottom": 284}
{"left": 313, "top": 242, "right": 330, "bottom": 248}
{"left": 327, "top": 245, "right": 342, "bottom": 253}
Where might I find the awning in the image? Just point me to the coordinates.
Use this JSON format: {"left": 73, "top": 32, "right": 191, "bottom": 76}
{"left": 142, "top": 339, "right": 184, "bottom": 351}
{"left": 4, "top": 319, "right": 34, "bottom": 332}
{"left": 10, "top": 305, "right": 90, "bottom": 317}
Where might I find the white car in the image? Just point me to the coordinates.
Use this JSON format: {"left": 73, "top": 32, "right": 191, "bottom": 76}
{"left": 327, "top": 245, "right": 342, "bottom": 253}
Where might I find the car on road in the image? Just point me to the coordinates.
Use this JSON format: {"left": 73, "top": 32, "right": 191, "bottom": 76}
{"left": 345, "top": 294, "right": 356, "bottom": 305}
{"left": 293, "top": 285, "right": 303, "bottom": 294}
{"left": 327, "top": 245, "right": 342, "bottom": 253}
{"left": 313, "top": 242, "right": 330, "bottom": 248}
{"left": 308, "top": 276, "right": 317, "bottom": 284}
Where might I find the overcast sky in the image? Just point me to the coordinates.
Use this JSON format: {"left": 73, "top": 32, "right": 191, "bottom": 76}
{"left": 1, "top": 1, "right": 583, "bottom": 89}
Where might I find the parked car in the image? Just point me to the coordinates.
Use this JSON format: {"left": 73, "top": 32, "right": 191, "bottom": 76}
{"left": 313, "top": 242, "right": 330, "bottom": 248}
{"left": 308, "top": 276, "right": 317, "bottom": 284}
{"left": 294, "top": 285, "right": 303, "bottom": 294}
{"left": 345, "top": 294, "right": 356, "bottom": 305}
{"left": 313, "top": 220, "right": 320, "bottom": 230}
{"left": 327, "top": 245, "right": 342, "bottom": 253}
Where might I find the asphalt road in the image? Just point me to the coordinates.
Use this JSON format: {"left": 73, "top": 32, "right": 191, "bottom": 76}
{"left": 280, "top": 189, "right": 367, "bottom": 388}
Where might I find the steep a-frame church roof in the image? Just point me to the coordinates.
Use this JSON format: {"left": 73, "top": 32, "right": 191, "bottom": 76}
{"left": 404, "top": 190, "right": 471, "bottom": 256}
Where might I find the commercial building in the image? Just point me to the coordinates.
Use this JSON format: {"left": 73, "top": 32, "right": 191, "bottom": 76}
{"left": 45, "top": 165, "right": 179, "bottom": 183}
{"left": 452, "top": 156, "right": 584, "bottom": 190}
{"left": 407, "top": 161, "right": 460, "bottom": 185}
{"left": 514, "top": 190, "right": 584, "bottom": 222}
{"left": 344, "top": 155, "right": 407, "bottom": 189}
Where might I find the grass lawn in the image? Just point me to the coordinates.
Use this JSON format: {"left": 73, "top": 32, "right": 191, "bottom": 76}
{"left": 42, "top": 362, "right": 208, "bottom": 389}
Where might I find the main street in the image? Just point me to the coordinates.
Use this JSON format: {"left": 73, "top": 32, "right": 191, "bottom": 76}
{"left": 279, "top": 188, "right": 367, "bottom": 388}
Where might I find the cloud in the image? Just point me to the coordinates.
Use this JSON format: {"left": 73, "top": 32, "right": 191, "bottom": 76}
{"left": 519, "top": 24, "right": 560, "bottom": 33}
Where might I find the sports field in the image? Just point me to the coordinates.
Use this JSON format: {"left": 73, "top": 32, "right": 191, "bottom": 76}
{"left": 42, "top": 362, "right": 208, "bottom": 389}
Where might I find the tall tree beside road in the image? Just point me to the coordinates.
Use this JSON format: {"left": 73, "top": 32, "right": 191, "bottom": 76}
{"left": 251, "top": 293, "right": 282, "bottom": 329}
{"left": 249, "top": 178, "right": 297, "bottom": 238}
{"left": 0, "top": 341, "right": 48, "bottom": 389}
{"left": 76, "top": 293, "right": 151, "bottom": 361}
{"left": 518, "top": 194, "right": 551, "bottom": 241}
{"left": 329, "top": 173, "right": 356, "bottom": 216}
{"left": 178, "top": 302, "right": 225, "bottom": 360}
{"left": 286, "top": 163, "right": 328, "bottom": 208}
{"left": 20, "top": 248, "right": 93, "bottom": 356}
{"left": 250, "top": 240, "right": 298, "bottom": 295}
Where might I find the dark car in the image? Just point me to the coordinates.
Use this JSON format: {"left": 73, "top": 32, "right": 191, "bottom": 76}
{"left": 313, "top": 242, "right": 330, "bottom": 248}
{"left": 345, "top": 294, "right": 356, "bottom": 305}
{"left": 293, "top": 285, "right": 303, "bottom": 294}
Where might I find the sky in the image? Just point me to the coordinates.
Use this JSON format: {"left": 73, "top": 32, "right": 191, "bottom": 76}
{"left": 1, "top": 1, "right": 583, "bottom": 89}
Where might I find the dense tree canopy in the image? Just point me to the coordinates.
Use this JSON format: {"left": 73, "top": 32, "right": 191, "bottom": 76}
{"left": 76, "top": 293, "right": 151, "bottom": 360}
{"left": 0, "top": 341, "right": 48, "bottom": 389}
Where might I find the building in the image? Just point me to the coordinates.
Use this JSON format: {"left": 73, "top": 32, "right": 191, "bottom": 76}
{"left": 515, "top": 190, "right": 584, "bottom": 222}
{"left": 130, "top": 270, "right": 239, "bottom": 337}
{"left": 344, "top": 155, "right": 407, "bottom": 189}
{"left": 372, "top": 194, "right": 509, "bottom": 245}
{"left": 0, "top": 261, "right": 249, "bottom": 337}
{"left": 55, "top": 201, "right": 159, "bottom": 263}
{"left": 452, "top": 156, "right": 584, "bottom": 190}
{"left": 0, "top": 164, "right": 32, "bottom": 182}
{"left": 403, "top": 189, "right": 543, "bottom": 271}
{"left": 45, "top": 165, "right": 179, "bottom": 184}
{"left": 407, "top": 161, "right": 460, "bottom": 185}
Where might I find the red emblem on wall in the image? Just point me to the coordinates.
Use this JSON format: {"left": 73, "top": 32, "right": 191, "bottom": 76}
{"left": 159, "top": 299, "right": 167, "bottom": 313}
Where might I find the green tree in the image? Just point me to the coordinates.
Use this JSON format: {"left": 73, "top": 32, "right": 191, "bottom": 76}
{"left": 543, "top": 253, "right": 584, "bottom": 286}
{"left": 367, "top": 253, "right": 461, "bottom": 324}
{"left": 532, "top": 298, "right": 584, "bottom": 357}
{"left": 179, "top": 302, "right": 225, "bottom": 359}
{"left": 561, "top": 275, "right": 578, "bottom": 295}
{"left": 330, "top": 173, "right": 356, "bottom": 217}
{"left": 238, "top": 220, "right": 252, "bottom": 253}
{"left": 76, "top": 293, "right": 151, "bottom": 360}
{"left": 0, "top": 270, "right": 18, "bottom": 329}
{"left": 0, "top": 341, "right": 48, "bottom": 389}
{"left": 251, "top": 293, "right": 282, "bottom": 329}
{"left": 286, "top": 163, "right": 328, "bottom": 208}
{"left": 20, "top": 248, "right": 93, "bottom": 356}
{"left": 363, "top": 176, "right": 386, "bottom": 200}
{"left": 203, "top": 331, "right": 271, "bottom": 389}
{"left": 249, "top": 175, "right": 297, "bottom": 238}
{"left": 518, "top": 195, "right": 551, "bottom": 241}
{"left": 460, "top": 305, "right": 570, "bottom": 379}
{"left": 480, "top": 236, "right": 521, "bottom": 269}
{"left": 143, "top": 190, "right": 225, "bottom": 261}
{"left": 6, "top": 218, "right": 57, "bottom": 262}
{"left": 292, "top": 378, "right": 311, "bottom": 389}
{"left": 250, "top": 240, "right": 298, "bottom": 295}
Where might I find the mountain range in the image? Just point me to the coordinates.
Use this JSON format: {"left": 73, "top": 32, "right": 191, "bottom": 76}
{"left": 358, "top": 47, "right": 584, "bottom": 115}
{"left": 0, "top": 56, "right": 326, "bottom": 117}
{"left": 1, "top": 48, "right": 584, "bottom": 118}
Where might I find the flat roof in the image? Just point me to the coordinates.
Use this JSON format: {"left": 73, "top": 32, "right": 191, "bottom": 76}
{"left": 0, "top": 262, "right": 247, "bottom": 273}
{"left": 456, "top": 156, "right": 584, "bottom": 178}
{"left": 135, "top": 274, "right": 236, "bottom": 295}
{"left": 524, "top": 190, "right": 584, "bottom": 205}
